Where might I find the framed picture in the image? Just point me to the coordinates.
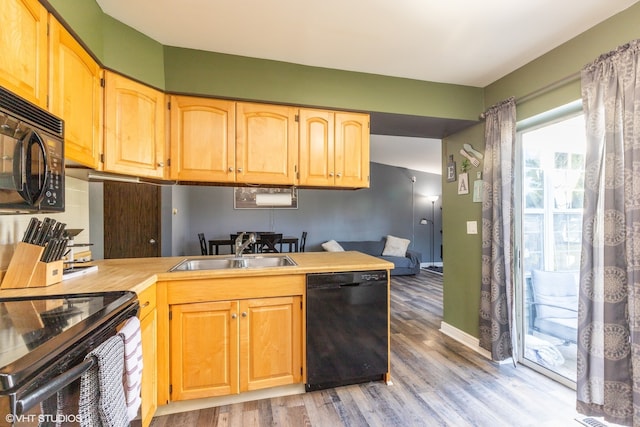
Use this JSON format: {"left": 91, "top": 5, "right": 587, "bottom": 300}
{"left": 457, "top": 173, "right": 469, "bottom": 195}
{"left": 446, "top": 155, "right": 457, "bottom": 183}
{"left": 473, "top": 172, "right": 483, "bottom": 202}
{"left": 234, "top": 187, "right": 298, "bottom": 209}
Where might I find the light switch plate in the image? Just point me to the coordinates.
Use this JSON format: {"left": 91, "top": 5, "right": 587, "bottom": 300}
{"left": 466, "top": 221, "right": 478, "bottom": 234}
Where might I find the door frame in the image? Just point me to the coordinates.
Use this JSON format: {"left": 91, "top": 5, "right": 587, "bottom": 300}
{"left": 514, "top": 100, "right": 583, "bottom": 389}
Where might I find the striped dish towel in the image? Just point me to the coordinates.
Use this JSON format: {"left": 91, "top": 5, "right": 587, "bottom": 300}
{"left": 79, "top": 335, "right": 128, "bottom": 427}
{"left": 118, "top": 316, "right": 143, "bottom": 422}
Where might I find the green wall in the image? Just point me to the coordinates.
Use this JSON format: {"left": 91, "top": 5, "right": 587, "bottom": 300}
{"left": 441, "top": 2, "right": 640, "bottom": 338}
{"left": 101, "top": 16, "right": 165, "bottom": 88}
{"left": 163, "top": 47, "right": 483, "bottom": 119}
{"left": 441, "top": 125, "right": 484, "bottom": 335}
{"left": 47, "top": 0, "right": 104, "bottom": 59}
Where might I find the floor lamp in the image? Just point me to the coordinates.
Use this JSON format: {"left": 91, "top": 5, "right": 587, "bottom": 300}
{"left": 427, "top": 195, "right": 439, "bottom": 267}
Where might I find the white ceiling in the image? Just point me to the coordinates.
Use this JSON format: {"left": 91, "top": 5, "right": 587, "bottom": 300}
{"left": 371, "top": 135, "right": 441, "bottom": 175}
{"left": 96, "top": 0, "right": 637, "bottom": 87}
{"left": 95, "top": 0, "right": 638, "bottom": 174}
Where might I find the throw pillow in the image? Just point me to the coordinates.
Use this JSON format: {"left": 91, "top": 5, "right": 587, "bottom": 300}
{"left": 322, "top": 240, "right": 345, "bottom": 252}
{"left": 382, "top": 235, "right": 410, "bottom": 257}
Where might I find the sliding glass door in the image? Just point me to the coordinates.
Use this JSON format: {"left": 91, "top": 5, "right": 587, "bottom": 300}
{"left": 516, "top": 108, "right": 585, "bottom": 386}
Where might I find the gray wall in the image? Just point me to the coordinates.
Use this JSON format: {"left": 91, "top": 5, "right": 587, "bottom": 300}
{"left": 169, "top": 163, "right": 442, "bottom": 263}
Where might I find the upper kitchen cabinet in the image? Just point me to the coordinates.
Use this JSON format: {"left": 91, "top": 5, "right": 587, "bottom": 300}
{"left": 169, "top": 96, "right": 235, "bottom": 182}
{"left": 236, "top": 103, "right": 298, "bottom": 185}
{"left": 298, "top": 109, "right": 334, "bottom": 187}
{"left": 104, "top": 71, "right": 166, "bottom": 179}
{"left": 49, "top": 17, "right": 102, "bottom": 169}
{"left": 335, "top": 112, "right": 370, "bottom": 188}
{"left": 299, "top": 109, "right": 370, "bottom": 188}
{"left": 0, "top": 0, "right": 48, "bottom": 108}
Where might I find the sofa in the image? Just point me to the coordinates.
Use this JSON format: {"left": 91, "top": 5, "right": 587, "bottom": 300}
{"left": 329, "top": 238, "right": 422, "bottom": 276}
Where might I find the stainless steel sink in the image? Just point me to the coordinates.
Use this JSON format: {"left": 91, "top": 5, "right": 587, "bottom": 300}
{"left": 169, "top": 255, "right": 297, "bottom": 271}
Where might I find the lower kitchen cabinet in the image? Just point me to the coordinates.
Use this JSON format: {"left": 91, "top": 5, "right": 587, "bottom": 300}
{"left": 240, "top": 297, "right": 302, "bottom": 391}
{"left": 169, "top": 296, "right": 302, "bottom": 401}
{"left": 138, "top": 285, "right": 157, "bottom": 427}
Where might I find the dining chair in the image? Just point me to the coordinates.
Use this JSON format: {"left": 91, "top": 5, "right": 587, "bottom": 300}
{"left": 300, "top": 231, "right": 307, "bottom": 252}
{"left": 259, "top": 233, "right": 282, "bottom": 253}
{"left": 198, "top": 233, "right": 208, "bottom": 255}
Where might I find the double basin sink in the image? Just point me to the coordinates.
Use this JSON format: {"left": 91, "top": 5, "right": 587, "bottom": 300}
{"left": 169, "top": 254, "right": 297, "bottom": 271}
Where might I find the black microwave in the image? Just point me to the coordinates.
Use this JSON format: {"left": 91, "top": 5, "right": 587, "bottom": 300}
{"left": 0, "top": 86, "right": 64, "bottom": 214}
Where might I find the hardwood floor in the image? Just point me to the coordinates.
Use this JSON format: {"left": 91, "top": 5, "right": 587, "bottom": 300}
{"left": 149, "top": 271, "right": 579, "bottom": 427}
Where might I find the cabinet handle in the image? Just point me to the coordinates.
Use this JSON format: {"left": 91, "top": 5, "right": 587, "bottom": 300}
{"left": 329, "top": 172, "right": 334, "bottom": 177}
{"left": 158, "top": 162, "right": 164, "bottom": 167}
{"left": 336, "top": 172, "right": 342, "bottom": 178}
{"left": 238, "top": 168, "right": 243, "bottom": 173}
{"left": 231, "top": 313, "right": 237, "bottom": 319}
{"left": 141, "top": 301, "right": 150, "bottom": 309}
{"left": 241, "top": 312, "right": 247, "bottom": 318}
{"left": 228, "top": 167, "right": 234, "bottom": 172}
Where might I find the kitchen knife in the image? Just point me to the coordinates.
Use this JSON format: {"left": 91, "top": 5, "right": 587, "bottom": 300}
{"left": 53, "top": 239, "right": 68, "bottom": 261}
{"left": 52, "top": 222, "right": 66, "bottom": 238}
{"left": 31, "top": 221, "right": 45, "bottom": 245}
{"left": 37, "top": 218, "right": 55, "bottom": 246}
{"left": 28, "top": 222, "right": 42, "bottom": 244}
{"left": 22, "top": 218, "right": 39, "bottom": 243}
{"left": 40, "top": 240, "right": 54, "bottom": 262}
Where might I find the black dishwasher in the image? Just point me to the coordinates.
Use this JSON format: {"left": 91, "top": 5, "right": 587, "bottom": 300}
{"left": 306, "top": 270, "right": 388, "bottom": 391}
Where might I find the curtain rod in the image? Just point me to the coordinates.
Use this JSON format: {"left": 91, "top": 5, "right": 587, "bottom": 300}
{"left": 480, "top": 70, "right": 581, "bottom": 119}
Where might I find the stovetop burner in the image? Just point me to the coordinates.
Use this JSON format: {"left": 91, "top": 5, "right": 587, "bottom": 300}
{"left": 0, "top": 291, "right": 137, "bottom": 391}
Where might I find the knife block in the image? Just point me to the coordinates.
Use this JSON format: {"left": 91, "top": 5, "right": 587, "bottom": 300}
{"left": 1, "top": 242, "right": 64, "bottom": 289}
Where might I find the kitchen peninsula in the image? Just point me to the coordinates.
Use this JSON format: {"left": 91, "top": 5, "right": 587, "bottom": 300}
{"left": 0, "top": 251, "right": 393, "bottom": 426}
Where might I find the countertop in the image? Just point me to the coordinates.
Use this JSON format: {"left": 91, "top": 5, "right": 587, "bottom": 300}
{"left": 0, "top": 251, "right": 394, "bottom": 298}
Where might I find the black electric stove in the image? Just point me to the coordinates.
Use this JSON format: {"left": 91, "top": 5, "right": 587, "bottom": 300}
{"left": 0, "top": 291, "right": 138, "bottom": 392}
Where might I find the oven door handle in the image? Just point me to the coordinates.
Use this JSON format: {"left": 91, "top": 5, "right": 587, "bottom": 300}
{"left": 16, "top": 357, "right": 95, "bottom": 415}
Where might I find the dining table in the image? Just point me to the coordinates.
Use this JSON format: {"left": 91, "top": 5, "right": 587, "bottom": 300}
{"left": 208, "top": 234, "right": 299, "bottom": 255}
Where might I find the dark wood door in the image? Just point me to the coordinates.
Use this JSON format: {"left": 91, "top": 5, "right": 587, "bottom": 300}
{"left": 104, "top": 181, "right": 161, "bottom": 258}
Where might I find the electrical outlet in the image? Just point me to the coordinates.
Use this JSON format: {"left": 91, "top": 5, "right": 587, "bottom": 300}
{"left": 466, "top": 221, "right": 477, "bottom": 234}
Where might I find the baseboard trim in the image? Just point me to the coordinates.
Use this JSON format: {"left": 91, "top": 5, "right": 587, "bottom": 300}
{"left": 420, "top": 262, "right": 443, "bottom": 268}
{"left": 155, "top": 384, "right": 305, "bottom": 416}
{"left": 439, "top": 321, "right": 493, "bottom": 360}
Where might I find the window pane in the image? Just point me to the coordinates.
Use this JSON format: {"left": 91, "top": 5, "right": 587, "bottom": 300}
{"left": 523, "top": 214, "right": 544, "bottom": 273}
{"left": 553, "top": 213, "right": 582, "bottom": 271}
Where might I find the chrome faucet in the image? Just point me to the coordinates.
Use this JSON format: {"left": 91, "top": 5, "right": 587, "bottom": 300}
{"left": 234, "top": 232, "right": 256, "bottom": 257}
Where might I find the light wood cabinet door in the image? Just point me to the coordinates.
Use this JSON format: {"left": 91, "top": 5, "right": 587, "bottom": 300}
{"left": 169, "top": 96, "right": 235, "bottom": 182}
{"left": 170, "top": 300, "right": 239, "bottom": 401}
{"left": 236, "top": 102, "right": 298, "bottom": 185}
{"left": 239, "top": 296, "right": 302, "bottom": 392}
{"left": 335, "top": 112, "right": 370, "bottom": 188}
{"left": 0, "top": 0, "right": 48, "bottom": 108}
{"left": 140, "top": 307, "right": 157, "bottom": 427}
{"left": 298, "top": 109, "right": 335, "bottom": 187}
{"left": 49, "top": 17, "right": 102, "bottom": 169}
{"left": 104, "top": 71, "right": 166, "bottom": 179}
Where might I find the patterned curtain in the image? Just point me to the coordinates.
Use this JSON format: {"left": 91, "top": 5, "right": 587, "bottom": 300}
{"left": 576, "top": 40, "right": 640, "bottom": 426}
{"left": 479, "top": 97, "right": 517, "bottom": 361}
